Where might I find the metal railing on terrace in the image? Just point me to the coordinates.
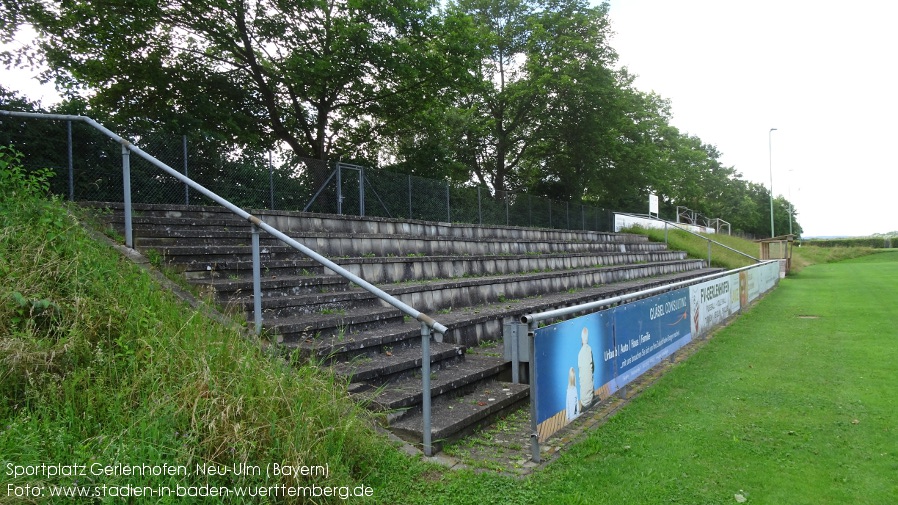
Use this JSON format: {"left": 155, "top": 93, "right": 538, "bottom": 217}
{"left": 0, "top": 110, "right": 448, "bottom": 457}
{"left": 0, "top": 115, "right": 614, "bottom": 232}
{"left": 615, "top": 212, "right": 760, "bottom": 266}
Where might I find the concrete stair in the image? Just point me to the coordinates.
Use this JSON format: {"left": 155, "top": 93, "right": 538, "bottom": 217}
{"left": 84, "top": 201, "right": 722, "bottom": 451}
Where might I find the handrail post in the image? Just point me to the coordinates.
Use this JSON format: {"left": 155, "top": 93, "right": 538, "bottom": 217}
{"left": 528, "top": 320, "right": 540, "bottom": 463}
{"left": 183, "top": 135, "right": 190, "bottom": 205}
{"left": 421, "top": 322, "right": 433, "bottom": 456}
{"left": 510, "top": 323, "right": 520, "bottom": 384}
{"left": 251, "top": 224, "right": 263, "bottom": 334}
{"left": 121, "top": 145, "right": 133, "bottom": 248}
{"left": 707, "top": 238, "right": 712, "bottom": 266}
{"left": 665, "top": 221, "right": 669, "bottom": 245}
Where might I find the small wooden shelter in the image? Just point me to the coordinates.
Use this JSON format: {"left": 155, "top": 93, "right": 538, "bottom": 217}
{"left": 756, "top": 234, "right": 795, "bottom": 276}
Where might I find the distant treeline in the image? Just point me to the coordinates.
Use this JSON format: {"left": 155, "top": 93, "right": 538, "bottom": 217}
{"left": 801, "top": 238, "right": 896, "bottom": 249}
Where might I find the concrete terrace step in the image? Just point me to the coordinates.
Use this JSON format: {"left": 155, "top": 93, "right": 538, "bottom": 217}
{"left": 390, "top": 380, "right": 531, "bottom": 446}
{"left": 87, "top": 202, "right": 635, "bottom": 244}
{"left": 331, "top": 341, "right": 465, "bottom": 383}
{"left": 181, "top": 250, "right": 690, "bottom": 283}
{"left": 286, "top": 267, "right": 724, "bottom": 359}
{"left": 81, "top": 201, "right": 714, "bottom": 453}
{"left": 267, "top": 306, "right": 406, "bottom": 341}
{"left": 227, "top": 259, "right": 707, "bottom": 322}
{"left": 356, "top": 355, "right": 513, "bottom": 413}
{"left": 130, "top": 235, "right": 671, "bottom": 262}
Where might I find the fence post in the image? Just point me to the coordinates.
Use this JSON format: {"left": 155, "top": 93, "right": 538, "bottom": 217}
{"left": 182, "top": 135, "right": 189, "bottom": 205}
{"left": 477, "top": 186, "right": 482, "bottom": 225}
{"left": 505, "top": 192, "right": 509, "bottom": 226}
{"left": 359, "top": 167, "right": 365, "bottom": 217}
{"left": 421, "top": 323, "right": 433, "bottom": 456}
{"left": 269, "top": 151, "right": 275, "bottom": 210}
{"left": 121, "top": 146, "right": 133, "bottom": 248}
{"left": 336, "top": 163, "right": 343, "bottom": 215}
{"left": 252, "top": 224, "right": 263, "bottom": 334}
{"left": 67, "top": 120, "right": 73, "bottom": 201}
{"left": 528, "top": 195, "right": 532, "bottom": 227}
{"left": 446, "top": 182, "right": 450, "bottom": 222}
{"left": 408, "top": 175, "right": 413, "bottom": 219}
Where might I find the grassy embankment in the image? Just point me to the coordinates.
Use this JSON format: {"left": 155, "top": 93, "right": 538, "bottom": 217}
{"left": 0, "top": 146, "right": 419, "bottom": 504}
{"left": 626, "top": 225, "right": 879, "bottom": 272}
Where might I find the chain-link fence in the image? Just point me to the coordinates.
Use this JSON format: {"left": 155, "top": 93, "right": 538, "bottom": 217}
{"left": 0, "top": 114, "right": 614, "bottom": 232}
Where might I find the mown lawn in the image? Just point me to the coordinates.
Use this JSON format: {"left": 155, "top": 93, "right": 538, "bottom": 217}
{"left": 385, "top": 251, "right": 898, "bottom": 504}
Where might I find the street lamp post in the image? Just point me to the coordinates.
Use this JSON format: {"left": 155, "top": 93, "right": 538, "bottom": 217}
{"left": 769, "top": 128, "right": 777, "bottom": 238}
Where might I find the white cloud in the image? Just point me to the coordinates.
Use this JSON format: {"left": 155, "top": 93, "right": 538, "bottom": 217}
{"left": 606, "top": 0, "right": 898, "bottom": 236}
{"left": 1, "top": 25, "right": 62, "bottom": 106}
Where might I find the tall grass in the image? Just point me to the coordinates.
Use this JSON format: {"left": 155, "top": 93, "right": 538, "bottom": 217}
{"left": 0, "top": 146, "right": 412, "bottom": 504}
{"left": 790, "top": 245, "right": 880, "bottom": 272}
{"left": 624, "top": 226, "right": 759, "bottom": 270}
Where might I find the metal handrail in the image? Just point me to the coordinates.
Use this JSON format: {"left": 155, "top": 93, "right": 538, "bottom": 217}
{"left": 617, "top": 212, "right": 760, "bottom": 264}
{"left": 1, "top": 110, "right": 446, "bottom": 455}
{"left": 522, "top": 261, "right": 773, "bottom": 326}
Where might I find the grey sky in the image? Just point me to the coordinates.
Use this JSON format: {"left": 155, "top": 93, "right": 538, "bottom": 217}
{"left": 606, "top": 0, "right": 898, "bottom": 236}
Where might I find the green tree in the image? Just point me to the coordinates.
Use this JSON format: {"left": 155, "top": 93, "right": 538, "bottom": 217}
{"left": 9, "top": 0, "right": 449, "bottom": 161}
{"left": 520, "top": 0, "right": 624, "bottom": 203}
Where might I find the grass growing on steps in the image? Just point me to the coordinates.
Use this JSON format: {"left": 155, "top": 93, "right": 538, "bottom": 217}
{"left": 623, "top": 226, "right": 760, "bottom": 270}
{"left": 0, "top": 147, "right": 421, "bottom": 503}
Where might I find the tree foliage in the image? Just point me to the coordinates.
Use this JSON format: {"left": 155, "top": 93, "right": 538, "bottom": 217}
{"left": 11, "top": 0, "right": 457, "bottom": 160}
{"left": 2, "top": 0, "right": 801, "bottom": 236}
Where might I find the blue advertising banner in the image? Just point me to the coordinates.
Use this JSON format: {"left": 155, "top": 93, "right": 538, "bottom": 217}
{"left": 612, "top": 288, "right": 692, "bottom": 389}
{"left": 529, "top": 263, "right": 780, "bottom": 444}
{"left": 534, "top": 310, "right": 615, "bottom": 441}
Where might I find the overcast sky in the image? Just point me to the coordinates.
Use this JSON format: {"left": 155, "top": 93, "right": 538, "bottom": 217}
{"left": 606, "top": 0, "right": 898, "bottom": 237}
{"left": 3, "top": 3, "right": 897, "bottom": 236}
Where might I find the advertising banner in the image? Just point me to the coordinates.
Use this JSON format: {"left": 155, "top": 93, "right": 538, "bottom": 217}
{"left": 612, "top": 288, "right": 692, "bottom": 388}
{"left": 534, "top": 310, "right": 615, "bottom": 441}
{"left": 757, "top": 261, "right": 779, "bottom": 293}
{"left": 530, "top": 261, "right": 780, "bottom": 443}
{"left": 689, "top": 273, "right": 740, "bottom": 338}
